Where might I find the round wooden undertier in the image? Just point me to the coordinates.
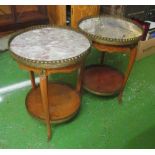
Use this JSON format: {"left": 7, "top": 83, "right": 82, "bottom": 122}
{"left": 83, "top": 65, "right": 124, "bottom": 96}
{"left": 26, "top": 83, "right": 80, "bottom": 123}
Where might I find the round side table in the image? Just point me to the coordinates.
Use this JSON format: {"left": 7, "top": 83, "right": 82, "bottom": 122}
{"left": 9, "top": 25, "right": 91, "bottom": 140}
{"left": 78, "top": 15, "right": 143, "bottom": 102}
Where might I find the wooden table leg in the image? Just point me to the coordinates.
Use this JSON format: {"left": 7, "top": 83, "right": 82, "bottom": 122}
{"left": 118, "top": 46, "right": 137, "bottom": 103}
{"left": 40, "top": 72, "right": 51, "bottom": 140}
{"left": 100, "top": 52, "right": 105, "bottom": 64}
{"left": 30, "top": 71, "right": 36, "bottom": 89}
{"left": 76, "top": 62, "right": 85, "bottom": 93}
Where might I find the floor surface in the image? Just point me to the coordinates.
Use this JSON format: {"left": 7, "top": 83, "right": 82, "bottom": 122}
{"left": 0, "top": 48, "right": 155, "bottom": 149}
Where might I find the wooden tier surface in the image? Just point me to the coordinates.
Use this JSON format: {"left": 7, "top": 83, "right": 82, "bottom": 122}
{"left": 83, "top": 65, "right": 124, "bottom": 96}
{"left": 26, "top": 83, "right": 80, "bottom": 123}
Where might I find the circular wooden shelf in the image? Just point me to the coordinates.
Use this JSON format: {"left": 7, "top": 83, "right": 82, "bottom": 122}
{"left": 26, "top": 83, "right": 80, "bottom": 123}
{"left": 83, "top": 65, "right": 124, "bottom": 96}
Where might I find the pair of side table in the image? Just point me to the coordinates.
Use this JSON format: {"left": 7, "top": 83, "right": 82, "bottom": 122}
{"left": 9, "top": 15, "right": 143, "bottom": 140}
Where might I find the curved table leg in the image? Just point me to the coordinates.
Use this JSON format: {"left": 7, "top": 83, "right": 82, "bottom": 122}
{"left": 118, "top": 46, "right": 137, "bottom": 103}
{"left": 30, "top": 71, "right": 36, "bottom": 89}
{"left": 76, "top": 62, "right": 85, "bottom": 93}
{"left": 40, "top": 73, "right": 51, "bottom": 140}
{"left": 100, "top": 52, "right": 105, "bottom": 64}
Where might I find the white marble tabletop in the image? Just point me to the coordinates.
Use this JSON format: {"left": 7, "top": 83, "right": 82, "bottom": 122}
{"left": 10, "top": 27, "right": 90, "bottom": 61}
{"left": 79, "top": 16, "right": 142, "bottom": 40}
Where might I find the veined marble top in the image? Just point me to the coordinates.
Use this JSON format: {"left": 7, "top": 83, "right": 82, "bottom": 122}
{"left": 10, "top": 27, "right": 90, "bottom": 61}
{"left": 78, "top": 16, "right": 143, "bottom": 42}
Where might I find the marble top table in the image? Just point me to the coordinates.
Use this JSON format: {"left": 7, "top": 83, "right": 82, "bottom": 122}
{"left": 10, "top": 26, "right": 91, "bottom": 68}
{"left": 78, "top": 15, "right": 143, "bottom": 102}
{"left": 78, "top": 15, "right": 143, "bottom": 45}
{"left": 9, "top": 25, "right": 91, "bottom": 140}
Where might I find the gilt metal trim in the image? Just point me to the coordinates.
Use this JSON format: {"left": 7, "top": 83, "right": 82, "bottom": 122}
{"left": 78, "top": 15, "right": 144, "bottom": 46}
{"left": 9, "top": 25, "right": 92, "bottom": 69}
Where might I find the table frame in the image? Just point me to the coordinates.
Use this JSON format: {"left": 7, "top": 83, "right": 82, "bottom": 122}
{"left": 93, "top": 42, "right": 137, "bottom": 103}
{"left": 18, "top": 61, "right": 85, "bottom": 140}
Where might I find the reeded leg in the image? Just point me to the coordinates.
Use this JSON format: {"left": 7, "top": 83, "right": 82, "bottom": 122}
{"left": 40, "top": 73, "right": 51, "bottom": 140}
{"left": 30, "top": 71, "right": 36, "bottom": 89}
{"left": 118, "top": 46, "right": 137, "bottom": 103}
{"left": 100, "top": 52, "right": 105, "bottom": 64}
{"left": 76, "top": 62, "right": 85, "bottom": 93}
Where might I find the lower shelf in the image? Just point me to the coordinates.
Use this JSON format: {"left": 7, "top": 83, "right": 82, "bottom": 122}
{"left": 83, "top": 65, "right": 124, "bottom": 96}
{"left": 26, "top": 83, "right": 80, "bottom": 123}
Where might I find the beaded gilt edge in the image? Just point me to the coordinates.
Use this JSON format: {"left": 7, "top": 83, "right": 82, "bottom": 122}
{"left": 8, "top": 25, "right": 92, "bottom": 69}
{"left": 78, "top": 15, "right": 144, "bottom": 46}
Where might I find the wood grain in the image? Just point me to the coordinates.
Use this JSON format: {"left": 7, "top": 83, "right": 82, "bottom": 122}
{"left": 118, "top": 46, "right": 137, "bottom": 103}
{"left": 26, "top": 83, "right": 80, "bottom": 122}
{"left": 93, "top": 42, "right": 130, "bottom": 53}
{"left": 87, "top": 41, "right": 137, "bottom": 102}
{"left": 40, "top": 75, "right": 51, "bottom": 140}
{"left": 19, "top": 63, "right": 81, "bottom": 76}
{"left": 29, "top": 71, "right": 36, "bottom": 89}
{"left": 47, "top": 5, "right": 66, "bottom": 26}
{"left": 71, "top": 5, "right": 100, "bottom": 28}
{"left": 83, "top": 65, "right": 124, "bottom": 95}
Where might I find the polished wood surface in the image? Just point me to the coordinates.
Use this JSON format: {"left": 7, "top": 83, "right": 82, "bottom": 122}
{"left": 26, "top": 83, "right": 80, "bottom": 122}
{"left": 118, "top": 46, "right": 137, "bottom": 102}
{"left": 19, "top": 63, "right": 81, "bottom": 76}
{"left": 47, "top": 5, "right": 100, "bottom": 28}
{"left": 47, "top": 5, "right": 66, "bottom": 26}
{"left": 71, "top": 5, "right": 100, "bottom": 28}
{"left": 100, "top": 53, "right": 105, "bottom": 64}
{"left": 0, "top": 5, "right": 48, "bottom": 33}
{"left": 40, "top": 74, "right": 51, "bottom": 140}
{"left": 18, "top": 61, "right": 84, "bottom": 140}
{"left": 84, "top": 42, "right": 137, "bottom": 102}
{"left": 83, "top": 65, "right": 124, "bottom": 95}
{"left": 93, "top": 42, "right": 130, "bottom": 53}
{"left": 29, "top": 71, "right": 36, "bottom": 89}
{"left": 76, "top": 62, "right": 85, "bottom": 93}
